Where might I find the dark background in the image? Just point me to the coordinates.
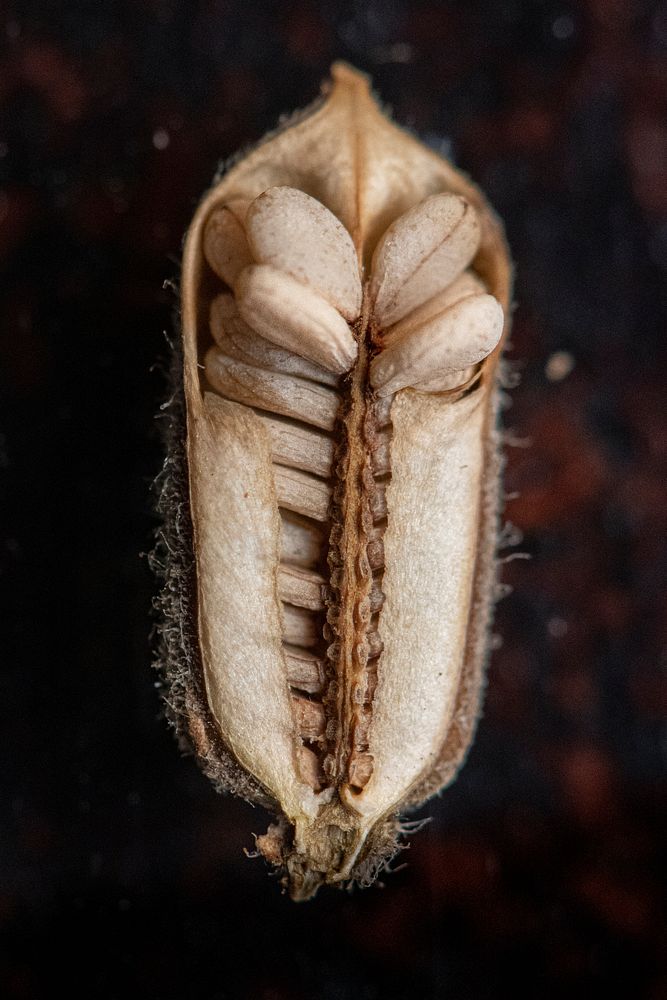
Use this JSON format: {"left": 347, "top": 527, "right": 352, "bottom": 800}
{"left": 2, "top": 1, "right": 666, "bottom": 997}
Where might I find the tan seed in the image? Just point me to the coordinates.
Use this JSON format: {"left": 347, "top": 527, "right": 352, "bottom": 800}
{"left": 236, "top": 265, "right": 358, "bottom": 375}
{"left": 273, "top": 465, "right": 332, "bottom": 522}
{"left": 370, "top": 193, "right": 481, "bottom": 327}
{"left": 245, "top": 186, "right": 362, "bottom": 320}
{"left": 370, "top": 293, "right": 504, "bottom": 397}
{"left": 203, "top": 200, "right": 252, "bottom": 287}
{"left": 205, "top": 348, "right": 341, "bottom": 431}
{"left": 278, "top": 565, "right": 326, "bottom": 611}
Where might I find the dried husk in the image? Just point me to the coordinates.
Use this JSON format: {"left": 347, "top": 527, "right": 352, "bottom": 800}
{"left": 154, "top": 63, "right": 512, "bottom": 900}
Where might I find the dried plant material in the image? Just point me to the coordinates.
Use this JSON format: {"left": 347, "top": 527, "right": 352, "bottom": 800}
{"left": 369, "top": 193, "right": 481, "bottom": 327}
{"left": 235, "top": 265, "right": 357, "bottom": 374}
{"left": 155, "top": 63, "right": 512, "bottom": 901}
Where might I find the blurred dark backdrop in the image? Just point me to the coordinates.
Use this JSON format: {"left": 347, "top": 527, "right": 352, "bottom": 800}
{"left": 1, "top": 1, "right": 666, "bottom": 997}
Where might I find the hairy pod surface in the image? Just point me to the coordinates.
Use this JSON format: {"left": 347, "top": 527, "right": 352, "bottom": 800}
{"left": 155, "top": 64, "right": 513, "bottom": 900}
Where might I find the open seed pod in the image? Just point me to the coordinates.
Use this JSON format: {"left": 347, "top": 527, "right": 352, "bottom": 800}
{"left": 155, "top": 63, "right": 512, "bottom": 900}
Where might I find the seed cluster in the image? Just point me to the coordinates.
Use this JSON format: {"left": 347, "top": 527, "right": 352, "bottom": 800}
{"left": 202, "top": 180, "right": 502, "bottom": 800}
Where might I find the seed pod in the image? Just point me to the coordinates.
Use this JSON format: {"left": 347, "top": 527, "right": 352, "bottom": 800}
{"left": 154, "top": 63, "right": 512, "bottom": 900}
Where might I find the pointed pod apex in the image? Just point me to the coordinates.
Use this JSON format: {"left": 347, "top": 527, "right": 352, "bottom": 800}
{"left": 330, "top": 61, "right": 372, "bottom": 91}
